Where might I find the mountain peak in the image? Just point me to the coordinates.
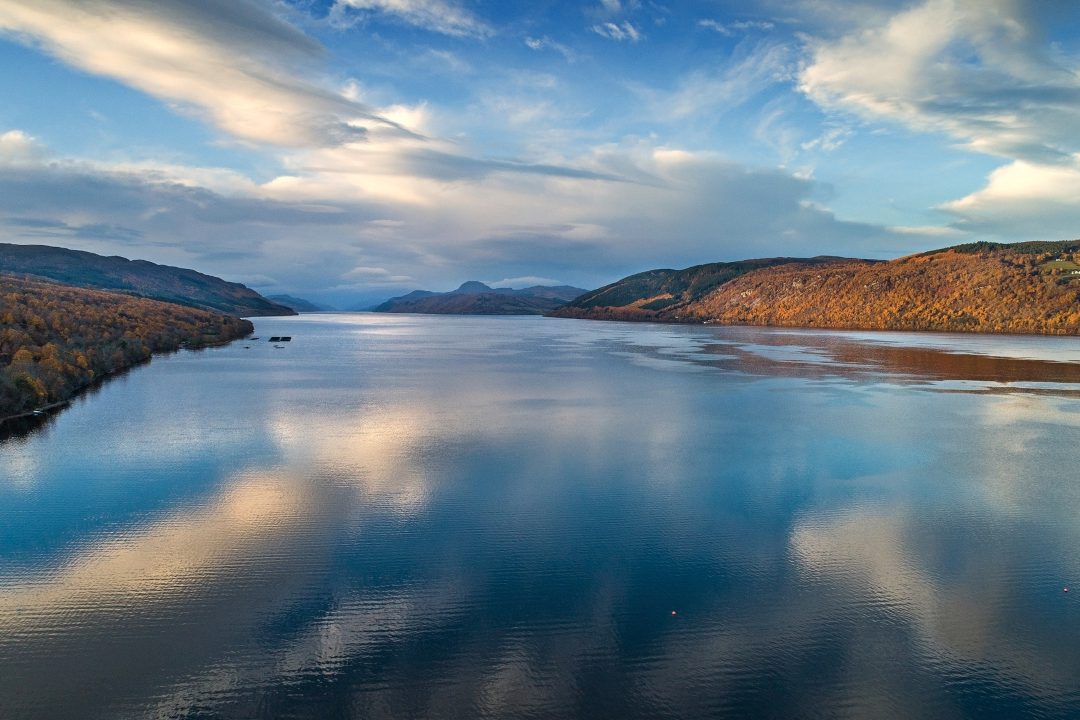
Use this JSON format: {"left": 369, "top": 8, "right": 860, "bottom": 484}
{"left": 453, "top": 281, "right": 493, "bottom": 294}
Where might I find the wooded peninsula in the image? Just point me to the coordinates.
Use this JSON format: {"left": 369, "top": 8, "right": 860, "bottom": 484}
{"left": 0, "top": 274, "right": 252, "bottom": 419}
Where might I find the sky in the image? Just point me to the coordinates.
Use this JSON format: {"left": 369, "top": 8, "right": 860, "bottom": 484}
{"left": 1, "top": 0, "right": 1080, "bottom": 306}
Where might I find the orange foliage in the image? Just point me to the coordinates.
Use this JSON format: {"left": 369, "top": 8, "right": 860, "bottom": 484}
{"left": 681, "top": 250, "right": 1080, "bottom": 334}
{"left": 1, "top": 273, "right": 252, "bottom": 417}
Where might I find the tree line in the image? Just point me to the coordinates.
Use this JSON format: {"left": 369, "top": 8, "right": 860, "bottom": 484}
{"left": 1, "top": 274, "right": 252, "bottom": 417}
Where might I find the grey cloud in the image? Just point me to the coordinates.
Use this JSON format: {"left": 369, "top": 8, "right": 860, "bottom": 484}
{"left": 0, "top": 167, "right": 373, "bottom": 228}
{"left": 0, "top": 163, "right": 396, "bottom": 299}
{"left": 0, "top": 146, "right": 913, "bottom": 308}
{"left": 73, "top": 223, "right": 144, "bottom": 243}
{"left": 402, "top": 149, "right": 628, "bottom": 183}
{"left": 4, "top": 217, "right": 68, "bottom": 229}
{"left": 2, "top": 216, "right": 144, "bottom": 244}
{"left": 445, "top": 159, "right": 909, "bottom": 291}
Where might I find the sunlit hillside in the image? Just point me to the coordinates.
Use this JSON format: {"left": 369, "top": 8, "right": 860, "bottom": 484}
{"left": 554, "top": 241, "right": 1080, "bottom": 335}
{"left": 0, "top": 274, "right": 252, "bottom": 417}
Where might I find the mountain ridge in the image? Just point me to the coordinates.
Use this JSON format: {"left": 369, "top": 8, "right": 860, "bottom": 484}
{"left": 0, "top": 243, "right": 295, "bottom": 317}
{"left": 374, "top": 281, "right": 587, "bottom": 315}
{"left": 267, "top": 294, "right": 328, "bottom": 313}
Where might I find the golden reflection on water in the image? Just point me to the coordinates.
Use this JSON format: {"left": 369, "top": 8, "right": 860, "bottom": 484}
{"left": 0, "top": 472, "right": 330, "bottom": 715}
{"left": 0, "top": 393, "right": 484, "bottom": 717}
{"left": 694, "top": 329, "right": 1080, "bottom": 388}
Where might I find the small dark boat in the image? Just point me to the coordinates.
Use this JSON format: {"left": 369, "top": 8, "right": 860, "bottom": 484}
{"left": 269, "top": 336, "right": 281, "bottom": 342}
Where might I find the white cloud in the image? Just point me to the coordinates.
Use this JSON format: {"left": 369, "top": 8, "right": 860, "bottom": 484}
{"left": 0, "top": 129, "right": 45, "bottom": 165}
{"left": 524, "top": 36, "right": 578, "bottom": 62}
{"left": 0, "top": 0, "right": 406, "bottom": 148}
{"left": 331, "top": 0, "right": 492, "bottom": 37}
{"left": 484, "top": 276, "right": 566, "bottom": 288}
{"left": 0, "top": 2, "right": 909, "bottom": 302}
{"left": 800, "top": 0, "right": 1080, "bottom": 164}
{"left": 643, "top": 42, "right": 793, "bottom": 122}
{"left": 697, "top": 18, "right": 775, "bottom": 36}
{"left": 888, "top": 224, "right": 963, "bottom": 238}
{"left": 592, "top": 21, "right": 641, "bottom": 42}
{"left": 799, "top": 126, "right": 852, "bottom": 153}
{"left": 801, "top": 0, "right": 1080, "bottom": 240}
{"left": 939, "top": 157, "right": 1080, "bottom": 238}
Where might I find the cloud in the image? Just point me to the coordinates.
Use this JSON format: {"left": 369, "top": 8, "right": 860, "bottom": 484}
{"left": 938, "top": 157, "right": 1080, "bottom": 238}
{"left": 341, "top": 265, "right": 415, "bottom": 285}
{"left": 0, "top": 129, "right": 45, "bottom": 165}
{"left": 697, "top": 18, "right": 775, "bottom": 36}
{"left": 800, "top": 0, "right": 1080, "bottom": 165}
{"left": 0, "top": 0, "right": 407, "bottom": 148}
{"left": 799, "top": 126, "right": 852, "bottom": 153}
{"left": 524, "top": 36, "right": 578, "bottom": 62}
{"left": 800, "top": 0, "right": 1080, "bottom": 240}
{"left": 0, "top": 151, "right": 394, "bottom": 293}
{"left": 483, "top": 276, "right": 567, "bottom": 288}
{"left": 592, "top": 21, "right": 642, "bottom": 42}
{"left": 642, "top": 42, "right": 794, "bottom": 122}
{"left": 2, "top": 216, "right": 144, "bottom": 244}
{"left": 0, "top": 126, "right": 907, "bottom": 302}
{"left": 330, "top": 0, "right": 492, "bottom": 37}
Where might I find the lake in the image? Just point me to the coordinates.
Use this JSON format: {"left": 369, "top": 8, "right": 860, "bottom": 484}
{"left": 2, "top": 314, "right": 1080, "bottom": 719}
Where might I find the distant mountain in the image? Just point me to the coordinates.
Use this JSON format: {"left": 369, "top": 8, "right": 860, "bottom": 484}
{"left": 267, "top": 294, "right": 328, "bottom": 313}
{"left": 552, "top": 240, "right": 1080, "bottom": 335}
{"left": 0, "top": 243, "right": 295, "bottom": 317}
{"left": 373, "top": 281, "right": 587, "bottom": 315}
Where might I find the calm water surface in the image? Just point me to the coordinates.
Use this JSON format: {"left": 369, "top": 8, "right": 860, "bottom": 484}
{"left": 2, "top": 314, "right": 1080, "bottom": 719}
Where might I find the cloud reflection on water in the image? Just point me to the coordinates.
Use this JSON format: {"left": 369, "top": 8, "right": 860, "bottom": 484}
{"left": 2, "top": 316, "right": 1080, "bottom": 718}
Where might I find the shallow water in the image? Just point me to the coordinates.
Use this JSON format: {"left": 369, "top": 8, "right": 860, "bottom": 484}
{"left": 2, "top": 314, "right": 1080, "bottom": 719}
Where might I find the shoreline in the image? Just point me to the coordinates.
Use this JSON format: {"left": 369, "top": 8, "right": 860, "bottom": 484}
{"left": 546, "top": 311, "right": 1080, "bottom": 337}
{"left": 0, "top": 333, "right": 250, "bottom": 428}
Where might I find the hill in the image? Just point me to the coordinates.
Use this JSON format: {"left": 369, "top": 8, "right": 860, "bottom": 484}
{"left": 1, "top": 273, "right": 252, "bottom": 419}
{"left": 0, "top": 243, "right": 294, "bottom": 317}
{"left": 551, "top": 241, "right": 1080, "bottom": 335}
{"left": 550, "top": 256, "right": 854, "bottom": 321}
{"left": 374, "top": 282, "right": 587, "bottom": 315}
{"left": 267, "top": 294, "right": 327, "bottom": 313}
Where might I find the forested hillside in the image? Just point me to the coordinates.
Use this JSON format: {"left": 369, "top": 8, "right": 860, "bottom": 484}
{"left": 552, "top": 241, "right": 1080, "bottom": 335}
{"left": 0, "top": 274, "right": 252, "bottom": 418}
{"left": 682, "top": 243, "right": 1080, "bottom": 334}
{"left": 0, "top": 243, "right": 294, "bottom": 317}
{"left": 550, "top": 257, "right": 851, "bottom": 320}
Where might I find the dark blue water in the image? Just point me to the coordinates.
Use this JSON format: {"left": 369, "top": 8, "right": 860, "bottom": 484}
{"left": 2, "top": 314, "right": 1080, "bottom": 719}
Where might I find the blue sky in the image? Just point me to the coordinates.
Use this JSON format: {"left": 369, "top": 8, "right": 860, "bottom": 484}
{"left": 1, "top": 0, "right": 1079, "bottom": 305}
